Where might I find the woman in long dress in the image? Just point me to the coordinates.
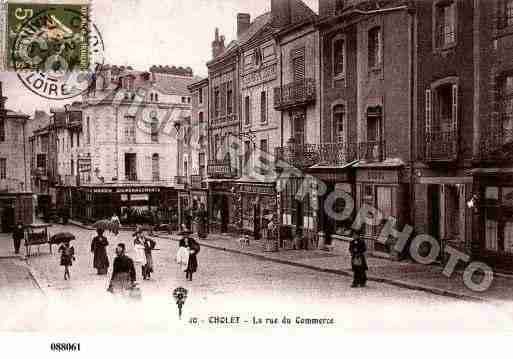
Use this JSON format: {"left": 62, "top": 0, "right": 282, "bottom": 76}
{"left": 108, "top": 243, "right": 136, "bottom": 295}
{"left": 133, "top": 228, "right": 146, "bottom": 279}
{"left": 185, "top": 237, "right": 200, "bottom": 281}
{"left": 91, "top": 228, "right": 109, "bottom": 275}
{"left": 142, "top": 235, "right": 156, "bottom": 280}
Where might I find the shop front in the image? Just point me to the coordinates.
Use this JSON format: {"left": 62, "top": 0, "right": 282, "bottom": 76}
{"left": 354, "top": 164, "right": 409, "bottom": 257}
{"left": 208, "top": 180, "right": 237, "bottom": 235}
{"left": 307, "top": 162, "right": 357, "bottom": 247}
{"left": 233, "top": 180, "right": 278, "bottom": 240}
{"left": 472, "top": 166, "right": 513, "bottom": 272}
{"left": 0, "top": 193, "right": 33, "bottom": 232}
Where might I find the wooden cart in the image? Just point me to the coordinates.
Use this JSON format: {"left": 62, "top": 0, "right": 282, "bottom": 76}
{"left": 25, "top": 224, "right": 52, "bottom": 257}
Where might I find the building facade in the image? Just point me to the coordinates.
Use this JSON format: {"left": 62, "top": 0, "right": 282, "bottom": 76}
{"left": 0, "top": 82, "right": 32, "bottom": 231}
{"left": 56, "top": 65, "right": 199, "bottom": 222}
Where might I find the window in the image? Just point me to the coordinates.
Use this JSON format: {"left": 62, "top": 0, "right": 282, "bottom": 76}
{"left": 71, "top": 159, "right": 75, "bottom": 176}
{"left": 333, "top": 36, "right": 345, "bottom": 78}
{"left": 335, "top": 0, "right": 345, "bottom": 12}
{"left": 503, "top": 0, "right": 513, "bottom": 28}
{"left": 150, "top": 93, "right": 154, "bottom": 102}
{"left": 366, "top": 107, "right": 382, "bottom": 142}
{"left": 214, "top": 87, "right": 220, "bottom": 118}
{"left": 124, "top": 116, "right": 136, "bottom": 143}
{"left": 244, "top": 140, "right": 252, "bottom": 174}
{"left": 0, "top": 158, "right": 6, "bottom": 179}
{"left": 155, "top": 93, "right": 159, "bottom": 102}
{"left": 199, "top": 88, "right": 203, "bottom": 104}
{"left": 333, "top": 104, "right": 345, "bottom": 143}
{"left": 227, "top": 82, "right": 233, "bottom": 114}
{"left": 125, "top": 153, "right": 137, "bottom": 181}
{"left": 368, "top": 27, "right": 382, "bottom": 69}
{"left": 151, "top": 115, "right": 159, "bottom": 143}
{"left": 0, "top": 120, "right": 4, "bottom": 142}
{"left": 70, "top": 132, "right": 74, "bottom": 148}
{"left": 183, "top": 159, "right": 188, "bottom": 179}
{"left": 77, "top": 133, "right": 80, "bottom": 148}
{"left": 254, "top": 47, "right": 263, "bottom": 66}
{"left": 260, "top": 139, "right": 268, "bottom": 175}
{"left": 182, "top": 97, "right": 186, "bottom": 103}
{"left": 86, "top": 116, "right": 90, "bottom": 144}
{"left": 292, "top": 111, "right": 305, "bottom": 145}
{"left": 199, "top": 153, "right": 205, "bottom": 178}
{"left": 152, "top": 154, "right": 160, "bottom": 181}
{"left": 198, "top": 112, "right": 204, "bottom": 124}
{"left": 435, "top": 1, "right": 456, "bottom": 48}
{"left": 188, "top": 97, "right": 191, "bottom": 104}
{"left": 245, "top": 96, "right": 251, "bottom": 125}
{"left": 214, "top": 134, "right": 220, "bottom": 158}
{"left": 260, "top": 91, "right": 267, "bottom": 123}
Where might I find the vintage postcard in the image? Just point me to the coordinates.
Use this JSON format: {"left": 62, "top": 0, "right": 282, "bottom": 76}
{"left": 1, "top": 0, "right": 513, "bottom": 356}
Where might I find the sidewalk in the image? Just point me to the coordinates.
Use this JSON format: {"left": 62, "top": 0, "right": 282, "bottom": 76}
{"left": 68, "top": 221, "right": 513, "bottom": 303}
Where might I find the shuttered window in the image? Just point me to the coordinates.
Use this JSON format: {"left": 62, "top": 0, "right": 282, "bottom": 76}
{"left": 291, "top": 47, "right": 305, "bottom": 83}
{"left": 260, "top": 91, "right": 267, "bottom": 123}
{"left": 245, "top": 96, "right": 251, "bottom": 125}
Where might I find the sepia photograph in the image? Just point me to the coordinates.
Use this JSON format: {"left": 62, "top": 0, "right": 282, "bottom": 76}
{"left": 1, "top": 0, "right": 513, "bottom": 355}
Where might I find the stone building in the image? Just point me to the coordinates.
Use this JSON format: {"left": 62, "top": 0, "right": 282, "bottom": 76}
{"left": 0, "top": 82, "right": 32, "bottom": 230}
{"left": 56, "top": 65, "right": 200, "bottom": 222}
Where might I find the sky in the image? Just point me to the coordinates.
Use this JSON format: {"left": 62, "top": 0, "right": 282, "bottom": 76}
{"left": 0, "top": 0, "right": 318, "bottom": 114}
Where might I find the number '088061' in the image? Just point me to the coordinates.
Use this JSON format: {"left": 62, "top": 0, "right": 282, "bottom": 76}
{"left": 50, "top": 343, "right": 81, "bottom": 352}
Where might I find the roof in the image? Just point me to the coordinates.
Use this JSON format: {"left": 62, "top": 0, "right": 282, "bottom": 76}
{"left": 152, "top": 73, "right": 203, "bottom": 96}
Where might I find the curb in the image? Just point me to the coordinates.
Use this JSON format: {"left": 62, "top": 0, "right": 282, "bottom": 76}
{"left": 153, "top": 233, "right": 485, "bottom": 303}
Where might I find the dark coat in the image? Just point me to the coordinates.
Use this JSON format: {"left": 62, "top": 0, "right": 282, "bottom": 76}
{"left": 91, "top": 235, "right": 109, "bottom": 270}
{"left": 111, "top": 254, "right": 136, "bottom": 283}
{"left": 59, "top": 245, "right": 75, "bottom": 266}
{"left": 12, "top": 226, "right": 24, "bottom": 241}
{"left": 186, "top": 238, "right": 200, "bottom": 273}
{"left": 349, "top": 238, "right": 368, "bottom": 271}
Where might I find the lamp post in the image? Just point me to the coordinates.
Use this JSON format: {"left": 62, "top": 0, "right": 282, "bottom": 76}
{"left": 172, "top": 286, "right": 188, "bottom": 320}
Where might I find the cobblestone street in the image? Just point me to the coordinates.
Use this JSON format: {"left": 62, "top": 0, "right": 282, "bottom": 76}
{"left": 1, "top": 225, "right": 513, "bottom": 332}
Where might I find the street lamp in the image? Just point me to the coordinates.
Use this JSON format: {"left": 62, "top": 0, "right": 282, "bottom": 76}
{"left": 172, "top": 286, "right": 188, "bottom": 319}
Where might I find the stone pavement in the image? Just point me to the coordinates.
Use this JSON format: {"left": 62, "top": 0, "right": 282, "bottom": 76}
{"left": 146, "top": 231, "right": 513, "bottom": 303}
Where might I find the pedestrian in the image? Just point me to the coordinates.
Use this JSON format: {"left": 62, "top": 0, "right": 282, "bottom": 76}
{"left": 349, "top": 230, "right": 368, "bottom": 288}
{"left": 58, "top": 240, "right": 75, "bottom": 280}
{"left": 133, "top": 228, "right": 146, "bottom": 279}
{"left": 110, "top": 213, "right": 120, "bottom": 236}
{"left": 12, "top": 222, "right": 24, "bottom": 254}
{"left": 142, "top": 234, "right": 156, "bottom": 280}
{"left": 91, "top": 228, "right": 109, "bottom": 275}
{"left": 108, "top": 243, "right": 137, "bottom": 295}
{"left": 197, "top": 203, "right": 208, "bottom": 239}
{"left": 185, "top": 237, "right": 200, "bottom": 281}
{"left": 176, "top": 238, "right": 190, "bottom": 273}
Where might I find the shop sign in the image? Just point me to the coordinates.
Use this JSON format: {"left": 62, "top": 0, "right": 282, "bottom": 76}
{"left": 210, "top": 182, "right": 233, "bottom": 192}
{"left": 241, "top": 63, "right": 277, "bottom": 88}
{"left": 239, "top": 184, "right": 275, "bottom": 195}
{"left": 312, "top": 172, "right": 349, "bottom": 182}
{"left": 357, "top": 169, "right": 398, "bottom": 183}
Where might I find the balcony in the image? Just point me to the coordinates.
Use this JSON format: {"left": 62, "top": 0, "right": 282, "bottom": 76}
{"left": 274, "top": 78, "right": 316, "bottom": 110}
{"left": 479, "top": 126, "right": 513, "bottom": 161}
{"left": 64, "top": 175, "right": 79, "bottom": 187}
{"left": 175, "top": 176, "right": 189, "bottom": 186}
{"left": 425, "top": 125, "right": 458, "bottom": 162}
{"left": 317, "top": 142, "right": 357, "bottom": 166}
{"left": 274, "top": 143, "right": 319, "bottom": 170}
{"left": 190, "top": 175, "right": 207, "bottom": 189}
{"left": 358, "top": 140, "right": 386, "bottom": 162}
{"left": 207, "top": 159, "right": 237, "bottom": 178}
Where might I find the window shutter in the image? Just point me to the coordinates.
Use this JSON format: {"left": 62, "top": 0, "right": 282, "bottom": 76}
{"left": 220, "top": 83, "right": 227, "bottom": 117}
{"left": 451, "top": 83, "right": 458, "bottom": 130}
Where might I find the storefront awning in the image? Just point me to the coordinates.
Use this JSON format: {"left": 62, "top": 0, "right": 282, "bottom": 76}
{"left": 308, "top": 159, "right": 360, "bottom": 171}
{"left": 353, "top": 158, "right": 406, "bottom": 168}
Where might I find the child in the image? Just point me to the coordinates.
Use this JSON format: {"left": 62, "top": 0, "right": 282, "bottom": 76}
{"left": 58, "top": 240, "right": 75, "bottom": 280}
{"left": 176, "top": 238, "right": 189, "bottom": 274}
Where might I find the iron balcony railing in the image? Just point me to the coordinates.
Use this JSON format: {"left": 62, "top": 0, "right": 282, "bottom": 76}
{"left": 316, "top": 142, "right": 357, "bottom": 166}
{"left": 425, "top": 124, "right": 458, "bottom": 162}
{"left": 358, "top": 140, "right": 386, "bottom": 162}
{"left": 274, "top": 78, "right": 316, "bottom": 110}
{"left": 207, "top": 159, "right": 237, "bottom": 178}
{"left": 275, "top": 142, "right": 360, "bottom": 170}
{"left": 175, "top": 176, "right": 188, "bottom": 185}
{"left": 479, "top": 126, "right": 513, "bottom": 161}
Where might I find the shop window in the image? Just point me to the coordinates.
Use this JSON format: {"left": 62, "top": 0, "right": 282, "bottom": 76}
{"left": 484, "top": 186, "right": 513, "bottom": 253}
{"left": 368, "top": 27, "right": 382, "bottom": 69}
{"left": 435, "top": 1, "right": 456, "bottom": 49}
{"left": 333, "top": 35, "right": 345, "bottom": 79}
{"left": 333, "top": 104, "right": 345, "bottom": 143}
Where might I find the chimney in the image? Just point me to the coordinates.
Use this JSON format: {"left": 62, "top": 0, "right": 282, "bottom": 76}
{"left": 237, "top": 13, "right": 251, "bottom": 37}
{"left": 212, "top": 28, "right": 225, "bottom": 59}
{"left": 271, "top": 0, "right": 291, "bottom": 28}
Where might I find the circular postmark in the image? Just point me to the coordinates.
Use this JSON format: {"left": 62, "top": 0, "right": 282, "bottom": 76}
{"left": 10, "top": 7, "right": 105, "bottom": 100}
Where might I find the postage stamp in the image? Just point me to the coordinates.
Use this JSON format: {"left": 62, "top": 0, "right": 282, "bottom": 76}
{"left": 4, "top": 0, "right": 104, "bottom": 99}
